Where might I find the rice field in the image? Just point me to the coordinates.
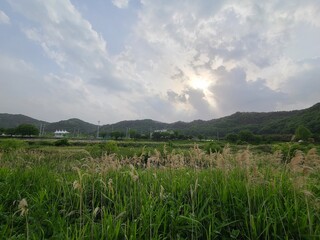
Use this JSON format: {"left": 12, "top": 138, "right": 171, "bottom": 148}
{"left": 0, "top": 140, "right": 319, "bottom": 239}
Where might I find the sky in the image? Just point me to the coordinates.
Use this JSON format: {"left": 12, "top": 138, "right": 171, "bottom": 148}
{"left": 0, "top": 0, "right": 320, "bottom": 124}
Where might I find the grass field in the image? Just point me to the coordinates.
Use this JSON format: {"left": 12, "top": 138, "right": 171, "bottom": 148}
{"left": 0, "top": 139, "right": 319, "bottom": 239}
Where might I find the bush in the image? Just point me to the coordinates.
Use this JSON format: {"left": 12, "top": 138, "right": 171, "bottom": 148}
{"left": 101, "top": 141, "right": 118, "bottom": 153}
{"left": 0, "top": 139, "right": 27, "bottom": 152}
{"left": 86, "top": 141, "right": 119, "bottom": 158}
{"left": 272, "top": 143, "right": 308, "bottom": 163}
{"left": 54, "top": 139, "right": 69, "bottom": 146}
{"left": 204, "top": 142, "right": 223, "bottom": 154}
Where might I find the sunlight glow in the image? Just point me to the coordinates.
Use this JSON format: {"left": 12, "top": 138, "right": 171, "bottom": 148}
{"left": 190, "top": 78, "right": 210, "bottom": 90}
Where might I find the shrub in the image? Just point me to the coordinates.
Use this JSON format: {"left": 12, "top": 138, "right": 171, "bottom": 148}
{"left": 101, "top": 141, "right": 118, "bottom": 154}
{"left": 204, "top": 142, "right": 223, "bottom": 154}
{"left": 272, "top": 143, "right": 308, "bottom": 163}
{"left": 54, "top": 139, "right": 69, "bottom": 146}
{"left": 86, "top": 141, "right": 119, "bottom": 158}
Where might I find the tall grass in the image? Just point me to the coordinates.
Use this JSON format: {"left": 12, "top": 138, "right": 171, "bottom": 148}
{"left": 0, "top": 144, "right": 319, "bottom": 239}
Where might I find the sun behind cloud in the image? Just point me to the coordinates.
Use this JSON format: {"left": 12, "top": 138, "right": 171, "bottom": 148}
{"left": 190, "top": 78, "right": 210, "bottom": 91}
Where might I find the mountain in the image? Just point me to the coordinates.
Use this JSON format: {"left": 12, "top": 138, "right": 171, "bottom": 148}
{"left": 100, "top": 119, "right": 169, "bottom": 134}
{"left": 1, "top": 103, "right": 319, "bottom": 137}
{"left": 0, "top": 115, "right": 96, "bottom": 135}
{"left": 44, "top": 118, "right": 97, "bottom": 134}
{"left": 0, "top": 113, "right": 48, "bottom": 129}
{"left": 98, "top": 103, "right": 320, "bottom": 137}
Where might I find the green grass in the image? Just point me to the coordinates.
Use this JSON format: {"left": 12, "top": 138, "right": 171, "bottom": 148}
{"left": 0, "top": 143, "right": 319, "bottom": 239}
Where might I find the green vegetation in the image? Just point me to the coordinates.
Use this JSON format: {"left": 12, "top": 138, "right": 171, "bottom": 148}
{"left": 1, "top": 102, "right": 320, "bottom": 140}
{"left": 15, "top": 124, "right": 39, "bottom": 136}
{"left": 295, "top": 125, "right": 312, "bottom": 141}
{"left": 0, "top": 140, "right": 319, "bottom": 239}
{"left": 0, "top": 139, "right": 27, "bottom": 152}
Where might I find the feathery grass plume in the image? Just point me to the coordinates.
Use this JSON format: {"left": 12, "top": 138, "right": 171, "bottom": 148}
{"left": 129, "top": 164, "right": 139, "bottom": 182}
{"left": 107, "top": 178, "right": 114, "bottom": 197}
{"left": 18, "top": 198, "right": 28, "bottom": 216}
{"left": 305, "top": 148, "right": 320, "bottom": 171}
{"left": 219, "top": 144, "right": 232, "bottom": 169}
{"left": 93, "top": 206, "right": 100, "bottom": 218}
{"left": 236, "top": 147, "right": 252, "bottom": 169}
{"left": 188, "top": 144, "right": 205, "bottom": 168}
{"left": 146, "top": 157, "right": 151, "bottom": 169}
{"left": 173, "top": 152, "right": 186, "bottom": 169}
{"left": 289, "top": 150, "right": 304, "bottom": 173}
{"left": 17, "top": 198, "right": 30, "bottom": 240}
{"left": 271, "top": 150, "right": 283, "bottom": 167}
{"left": 160, "top": 185, "right": 165, "bottom": 200}
{"left": 73, "top": 180, "right": 81, "bottom": 190}
{"left": 149, "top": 149, "right": 161, "bottom": 167}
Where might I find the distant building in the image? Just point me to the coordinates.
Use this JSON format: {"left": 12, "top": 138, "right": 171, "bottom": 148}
{"left": 54, "top": 130, "right": 69, "bottom": 138}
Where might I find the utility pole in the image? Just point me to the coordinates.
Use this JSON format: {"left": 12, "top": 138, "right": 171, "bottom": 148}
{"left": 40, "top": 124, "right": 45, "bottom": 137}
{"left": 97, "top": 121, "right": 100, "bottom": 139}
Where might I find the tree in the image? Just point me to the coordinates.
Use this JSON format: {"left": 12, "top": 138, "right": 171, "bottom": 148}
{"left": 152, "top": 132, "right": 162, "bottom": 141}
{"left": 129, "top": 129, "right": 137, "bottom": 139}
{"left": 295, "top": 125, "right": 311, "bottom": 141}
{"left": 225, "top": 133, "right": 239, "bottom": 143}
{"left": 5, "top": 128, "right": 16, "bottom": 136}
{"left": 238, "top": 130, "right": 255, "bottom": 143}
{"left": 100, "top": 132, "right": 108, "bottom": 139}
{"left": 198, "top": 135, "right": 204, "bottom": 141}
{"left": 15, "top": 124, "right": 39, "bottom": 136}
{"left": 110, "top": 131, "right": 125, "bottom": 140}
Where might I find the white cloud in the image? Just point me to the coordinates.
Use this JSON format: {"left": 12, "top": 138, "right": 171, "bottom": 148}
{"left": 1, "top": 0, "right": 320, "bottom": 123}
{"left": 0, "top": 10, "right": 10, "bottom": 24}
{"left": 112, "top": 0, "right": 130, "bottom": 9}
{"left": 9, "top": 0, "right": 108, "bottom": 73}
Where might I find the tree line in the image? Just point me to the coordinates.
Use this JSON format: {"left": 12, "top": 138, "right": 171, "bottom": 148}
{"left": 0, "top": 124, "right": 315, "bottom": 143}
{"left": 0, "top": 124, "right": 39, "bottom": 136}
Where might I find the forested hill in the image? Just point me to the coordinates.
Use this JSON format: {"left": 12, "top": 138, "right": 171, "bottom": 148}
{"left": 1, "top": 103, "right": 319, "bottom": 137}
{"left": 0, "top": 113, "right": 48, "bottom": 129}
{"left": 43, "top": 118, "right": 97, "bottom": 134}
{"left": 100, "top": 103, "right": 320, "bottom": 137}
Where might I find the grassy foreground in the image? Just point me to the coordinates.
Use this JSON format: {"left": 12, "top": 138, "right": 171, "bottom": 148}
{"left": 0, "top": 144, "right": 319, "bottom": 239}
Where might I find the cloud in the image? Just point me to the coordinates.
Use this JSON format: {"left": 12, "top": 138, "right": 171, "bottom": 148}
{"left": 112, "top": 0, "right": 130, "bottom": 9}
{"left": 209, "top": 67, "right": 284, "bottom": 115}
{"left": 280, "top": 57, "right": 320, "bottom": 109}
{"left": 0, "top": 10, "right": 10, "bottom": 24}
{"left": 1, "top": 0, "right": 320, "bottom": 124}
{"left": 9, "top": 0, "right": 108, "bottom": 71}
{"left": 8, "top": 0, "right": 141, "bottom": 93}
{"left": 0, "top": 53, "right": 138, "bottom": 123}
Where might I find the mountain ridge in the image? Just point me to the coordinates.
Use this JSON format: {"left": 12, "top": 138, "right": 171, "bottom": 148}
{"left": 1, "top": 102, "right": 319, "bottom": 137}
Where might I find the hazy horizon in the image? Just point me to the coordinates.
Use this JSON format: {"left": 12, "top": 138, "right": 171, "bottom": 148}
{"left": 1, "top": 1, "right": 319, "bottom": 125}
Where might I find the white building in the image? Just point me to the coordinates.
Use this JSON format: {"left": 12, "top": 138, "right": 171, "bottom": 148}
{"left": 54, "top": 130, "right": 69, "bottom": 138}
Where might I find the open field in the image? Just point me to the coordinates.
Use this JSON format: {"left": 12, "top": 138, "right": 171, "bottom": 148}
{"left": 0, "top": 139, "right": 320, "bottom": 239}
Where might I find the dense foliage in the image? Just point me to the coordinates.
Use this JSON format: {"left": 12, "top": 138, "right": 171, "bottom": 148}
{"left": 0, "top": 141, "right": 319, "bottom": 239}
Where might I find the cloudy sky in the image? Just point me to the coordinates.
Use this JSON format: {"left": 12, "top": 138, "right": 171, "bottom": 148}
{"left": 0, "top": 0, "right": 319, "bottom": 124}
